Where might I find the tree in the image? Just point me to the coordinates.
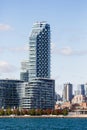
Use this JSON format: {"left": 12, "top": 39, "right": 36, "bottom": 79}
{"left": 35, "top": 109, "right": 43, "bottom": 115}
{"left": 5, "top": 108, "right": 12, "bottom": 115}
{"left": 62, "top": 109, "right": 68, "bottom": 115}
{"left": 13, "top": 109, "right": 20, "bottom": 115}
{"left": 29, "top": 109, "right": 35, "bottom": 115}
{"left": 0, "top": 109, "right": 5, "bottom": 115}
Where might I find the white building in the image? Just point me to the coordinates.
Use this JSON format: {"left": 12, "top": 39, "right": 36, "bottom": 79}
{"left": 63, "top": 83, "right": 73, "bottom": 102}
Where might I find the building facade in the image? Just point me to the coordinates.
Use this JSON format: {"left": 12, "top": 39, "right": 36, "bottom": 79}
{"left": 85, "top": 84, "right": 87, "bottom": 97}
{"left": 72, "top": 95, "right": 86, "bottom": 104}
{"left": 63, "top": 83, "right": 73, "bottom": 102}
{"left": 29, "top": 22, "right": 50, "bottom": 81}
{"left": 22, "top": 78, "right": 55, "bottom": 109}
{"left": 0, "top": 79, "right": 27, "bottom": 109}
{"left": 78, "top": 84, "right": 85, "bottom": 96}
{"left": 20, "top": 60, "right": 29, "bottom": 82}
{"left": 55, "top": 93, "right": 61, "bottom": 102}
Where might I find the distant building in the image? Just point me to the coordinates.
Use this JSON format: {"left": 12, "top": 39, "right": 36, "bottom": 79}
{"left": 85, "top": 84, "right": 87, "bottom": 97}
{"left": 55, "top": 101, "right": 71, "bottom": 110}
{"left": 77, "top": 84, "right": 85, "bottom": 96}
{"left": 55, "top": 93, "right": 61, "bottom": 101}
{"left": 72, "top": 95, "right": 86, "bottom": 104}
{"left": 75, "top": 84, "right": 85, "bottom": 95}
{"left": 63, "top": 83, "right": 73, "bottom": 102}
{"left": 61, "top": 101, "right": 71, "bottom": 109}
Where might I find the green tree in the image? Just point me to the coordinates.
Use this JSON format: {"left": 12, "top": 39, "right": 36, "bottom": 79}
{"left": 5, "top": 108, "right": 12, "bottom": 115}
{"left": 20, "top": 109, "right": 28, "bottom": 115}
{"left": 0, "top": 109, "right": 5, "bottom": 115}
{"left": 35, "top": 109, "right": 43, "bottom": 115}
{"left": 45, "top": 109, "right": 52, "bottom": 115}
{"left": 13, "top": 109, "right": 20, "bottom": 115}
{"left": 62, "top": 109, "right": 68, "bottom": 115}
{"left": 52, "top": 109, "right": 62, "bottom": 115}
{"left": 30, "top": 109, "right": 35, "bottom": 115}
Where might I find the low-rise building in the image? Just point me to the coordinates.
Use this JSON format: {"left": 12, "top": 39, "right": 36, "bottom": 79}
{"left": 0, "top": 79, "right": 27, "bottom": 109}
{"left": 72, "top": 95, "right": 86, "bottom": 104}
{"left": 22, "top": 78, "right": 55, "bottom": 109}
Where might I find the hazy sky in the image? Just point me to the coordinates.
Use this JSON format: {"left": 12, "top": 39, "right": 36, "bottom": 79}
{"left": 0, "top": 0, "right": 87, "bottom": 94}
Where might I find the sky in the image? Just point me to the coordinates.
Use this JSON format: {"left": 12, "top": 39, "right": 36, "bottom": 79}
{"left": 0, "top": 0, "right": 87, "bottom": 95}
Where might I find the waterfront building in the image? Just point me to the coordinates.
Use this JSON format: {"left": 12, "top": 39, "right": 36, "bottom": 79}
{"left": 0, "top": 79, "right": 27, "bottom": 109}
{"left": 22, "top": 78, "right": 55, "bottom": 109}
{"left": 63, "top": 83, "right": 73, "bottom": 102}
{"left": 29, "top": 22, "right": 50, "bottom": 81}
{"left": 23, "top": 22, "right": 55, "bottom": 109}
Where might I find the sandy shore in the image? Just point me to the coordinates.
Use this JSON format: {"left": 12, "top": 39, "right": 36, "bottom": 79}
{"left": 0, "top": 114, "right": 87, "bottom": 118}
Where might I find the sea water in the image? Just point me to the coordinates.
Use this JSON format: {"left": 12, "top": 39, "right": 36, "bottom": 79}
{"left": 0, "top": 117, "right": 87, "bottom": 130}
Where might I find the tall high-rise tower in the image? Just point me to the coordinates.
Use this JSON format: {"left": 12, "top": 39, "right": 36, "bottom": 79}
{"left": 21, "top": 22, "right": 55, "bottom": 109}
{"left": 29, "top": 22, "right": 50, "bottom": 81}
{"left": 63, "top": 83, "right": 73, "bottom": 102}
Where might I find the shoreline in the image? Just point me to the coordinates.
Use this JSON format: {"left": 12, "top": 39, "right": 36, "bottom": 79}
{"left": 0, "top": 114, "right": 87, "bottom": 118}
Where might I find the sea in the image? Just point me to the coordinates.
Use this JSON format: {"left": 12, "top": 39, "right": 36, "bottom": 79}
{"left": 0, "top": 117, "right": 87, "bottom": 130}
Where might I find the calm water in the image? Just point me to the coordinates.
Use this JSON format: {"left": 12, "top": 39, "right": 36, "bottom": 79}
{"left": 0, "top": 117, "right": 87, "bottom": 130}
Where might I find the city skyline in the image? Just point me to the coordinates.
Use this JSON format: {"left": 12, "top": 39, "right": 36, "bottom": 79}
{"left": 0, "top": 0, "right": 87, "bottom": 94}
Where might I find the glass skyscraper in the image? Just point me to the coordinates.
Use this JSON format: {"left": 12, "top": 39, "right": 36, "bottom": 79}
{"left": 21, "top": 22, "right": 55, "bottom": 109}
{"left": 29, "top": 22, "right": 50, "bottom": 81}
{"left": 18, "top": 22, "right": 55, "bottom": 109}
